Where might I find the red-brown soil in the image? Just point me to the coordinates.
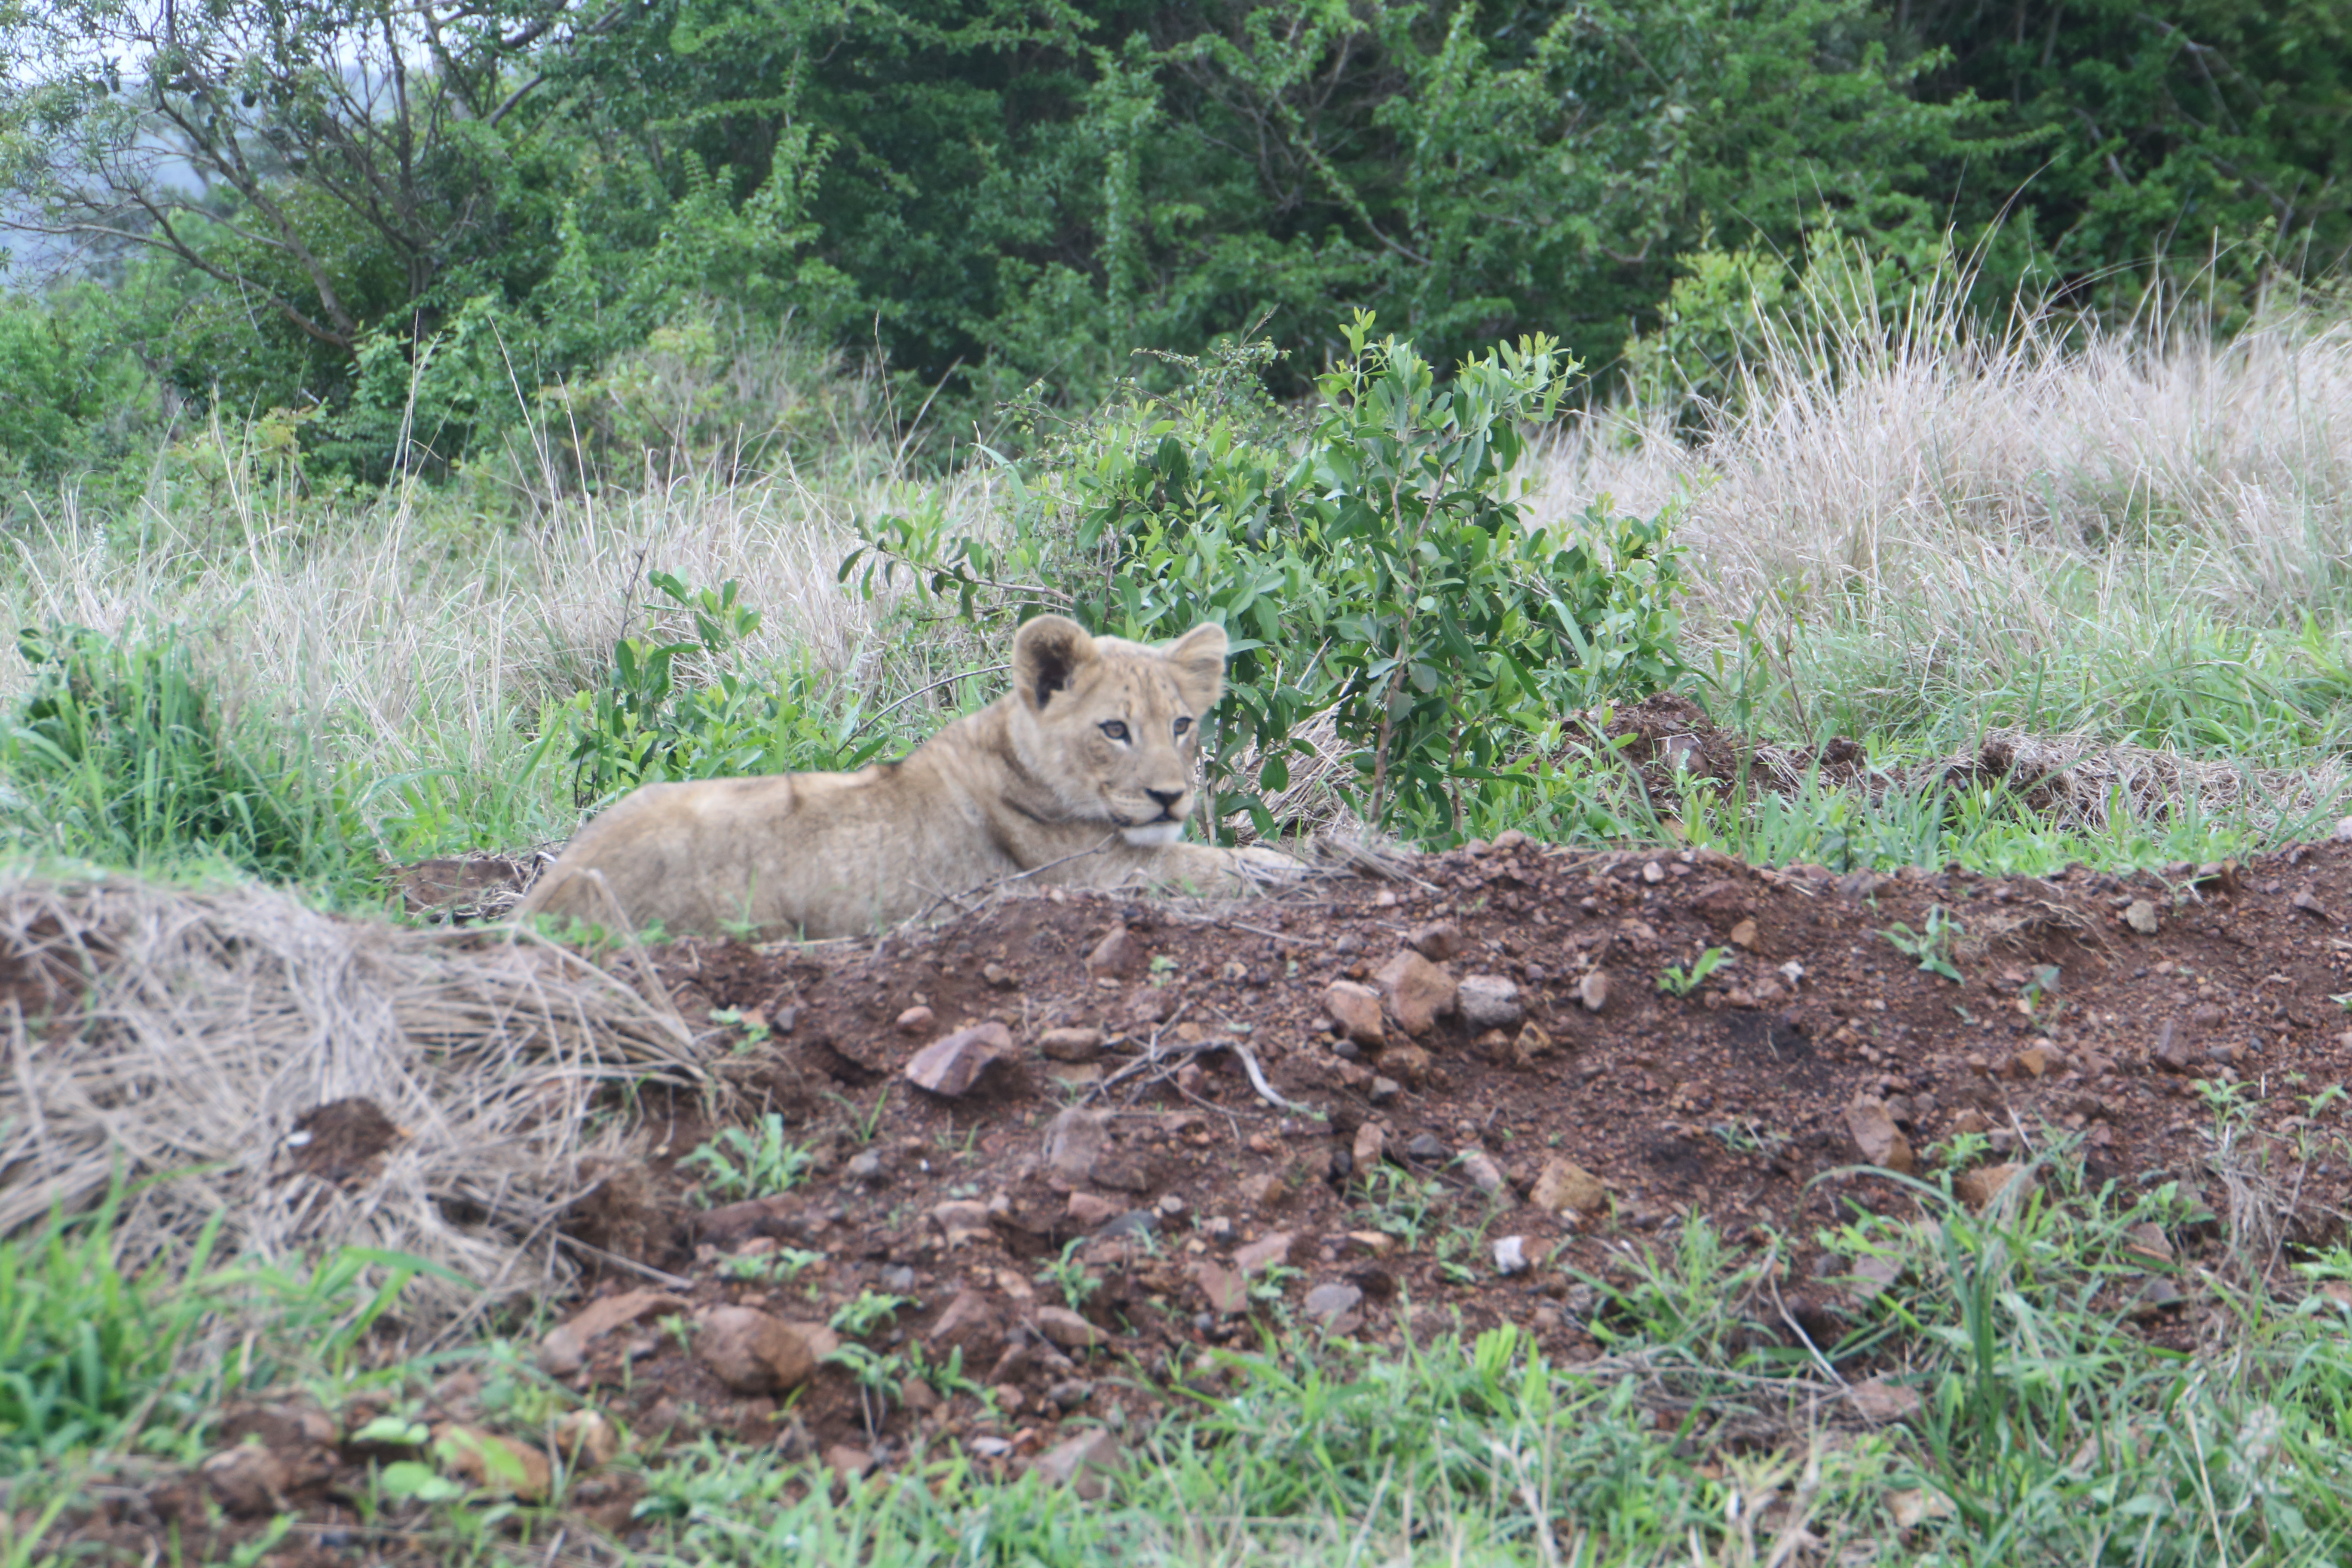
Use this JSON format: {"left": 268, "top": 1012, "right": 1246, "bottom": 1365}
{"left": 31, "top": 833, "right": 2352, "bottom": 1564}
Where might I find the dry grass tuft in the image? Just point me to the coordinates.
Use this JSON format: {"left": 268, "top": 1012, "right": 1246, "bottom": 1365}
{"left": 1534, "top": 285, "right": 2352, "bottom": 700}
{"left": 0, "top": 871, "right": 709, "bottom": 1332}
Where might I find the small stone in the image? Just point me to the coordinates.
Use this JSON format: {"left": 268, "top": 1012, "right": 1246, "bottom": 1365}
{"left": 1844, "top": 1097, "right": 1915, "bottom": 1176}
{"left": 1381, "top": 1041, "right": 1433, "bottom": 1087}
{"left": 1460, "top": 1149, "right": 1509, "bottom": 1199}
{"left": 1038, "top": 1027, "right": 1106, "bottom": 1062}
{"left": 1403, "top": 1132, "right": 1449, "bottom": 1162}
{"left": 1642, "top": 861, "right": 1666, "bottom": 884}
{"left": 1034, "top": 1305, "right": 1108, "bottom": 1351}
{"left": 982, "top": 961, "right": 1019, "bottom": 989}
{"left": 1493, "top": 1236, "right": 1530, "bottom": 1275}
{"left": 1233, "top": 1231, "right": 1294, "bottom": 1274}
{"left": 1239, "top": 1168, "right": 1291, "bottom": 1209}
{"left": 903, "top": 1022, "right": 1017, "bottom": 1096}
{"left": 200, "top": 1444, "right": 291, "bottom": 1516}
{"left": 1086, "top": 926, "right": 1142, "bottom": 979}
{"left": 1303, "top": 1282, "right": 1363, "bottom": 1324}
{"left": 1067, "top": 1191, "right": 1124, "bottom": 1228}
{"left": 1190, "top": 1260, "right": 1248, "bottom": 1315}
{"left": 1890, "top": 1488, "right": 1957, "bottom": 1529}
{"left": 538, "top": 1326, "right": 585, "bottom": 1377}
{"left": 1406, "top": 921, "right": 1465, "bottom": 962}
{"left": 1045, "top": 1106, "right": 1111, "bottom": 1185}
{"left": 1508, "top": 1022, "right": 1557, "bottom": 1066}
{"left": 1953, "top": 1163, "right": 2030, "bottom": 1212}
{"left": 1374, "top": 949, "right": 1458, "bottom": 1035}
{"left": 1323, "top": 981, "right": 1387, "bottom": 1047}
{"left": 931, "top": 1198, "right": 993, "bottom": 1246}
{"left": 1035, "top": 1428, "right": 1123, "bottom": 1498}
{"left": 1458, "top": 974, "right": 1525, "bottom": 1031}
{"left": 1351, "top": 1121, "right": 1387, "bottom": 1173}
{"left": 2123, "top": 899, "right": 2159, "bottom": 935}
{"left": 1848, "top": 1378, "right": 1923, "bottom": 1425}
{"left": 1369, "top": 1075, "right": 1400, "bottom": 1105}
{"left": 825, "top": 1444, "right": 876, "bottom": 1482}
{"left": 1344, "top": 1230, "right": 1396, "bottom": 1258}
{"left": 1728, "top": 918, "right": 1758, "bottom": 949}
{"left": 844, "top": 1149, "right": 888, "bottom": 1184}
{"left": 694, "top": 1307, "right": 822, "bottom": 1394}
{"left": 896, "top": 1005, "right": 936, "bottom": 1035}
{"left": 927, "top": 1289, "right": 1008, "bottom": 1366}
{"left": 2124, "top": 1222, "right": 2173, "bottom": 1262}
{"left": 432, "top": 1424, "right": 553, "bottom": 1500}
{"left": 551, "top": 1410, "right": 621, "bottom": 1469}
{"left": 1578, "top": 971, "right": 1612, "bottom": 1013}
{"left": 1045, "top": 1378, "right": 1095, "bottom": 1413}
{"left": 1530, "top": 1157, "right": 1607, "bottom": 1216}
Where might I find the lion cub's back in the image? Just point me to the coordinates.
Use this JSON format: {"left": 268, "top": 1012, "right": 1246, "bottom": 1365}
{"left": 516, "top": 765, "right": 960, "bottom": 936}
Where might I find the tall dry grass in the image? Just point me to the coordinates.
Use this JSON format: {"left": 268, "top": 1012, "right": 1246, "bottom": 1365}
{"left": 1533, "top": 273, "right": 2352, "bottom": 750}
{"left": 0, "top": 393, "right": 1004, "bottom": 845}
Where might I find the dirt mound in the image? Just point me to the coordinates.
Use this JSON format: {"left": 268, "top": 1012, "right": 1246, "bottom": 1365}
{"left": 521, "top": 835, "right": 2352, "bottom": 1482}
{"left": 32, "top": 837, "right": 2352, "bottom": 1559}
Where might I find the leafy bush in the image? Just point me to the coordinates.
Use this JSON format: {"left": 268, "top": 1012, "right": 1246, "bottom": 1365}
{"left": 560, "top": 572, "right": 886, "bottom": 808}
{"left": 847, "top": 317, "right": 1690, "bottom": 840}
{"left": 0, "top": 624, "right": 368, "bottom": 885}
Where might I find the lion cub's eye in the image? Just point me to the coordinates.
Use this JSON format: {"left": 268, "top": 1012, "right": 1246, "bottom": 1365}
{"left": 1099, "top": 720, "right": 1130, "bottom": 742}
{"left": 1173, "top": 716, "right": 1192, "bottom": 736}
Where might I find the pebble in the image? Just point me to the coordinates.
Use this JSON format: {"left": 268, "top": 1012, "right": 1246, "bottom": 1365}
{"left": 1460, "top": 1149, "right": 1509, "bottom": 1198}
{"left": 844, "top": 1149, "right": 888, "bottom": 1184}
{"left": 1458, "top": 974, "right": 1525, "bottom": 1031}
{"left": 1579, "top": 971, "right": 1612, "bottom": 1013}
{"left": 1303, "top": 1281, "right": 1363, "bottom": 1323}
{"left": 1403, "top": 1132, "right": 1449, "bottom": 1162}
{"left": 896, "top": 1006, "right": 936, "bottom": 1035}
{"left": 1038, "top": 1027, "right": 1106, "bottom": 1062}
{"left": 903, "top": 1022, "right": 1016, "bottom": 1096}
{"left": 1493, "top": 1235, "right": 1530, "bottom": 1275}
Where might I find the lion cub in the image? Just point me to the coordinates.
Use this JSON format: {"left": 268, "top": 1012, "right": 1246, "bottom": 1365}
{"left": 515, "top": 615, "right": 1294, "bottom": 939}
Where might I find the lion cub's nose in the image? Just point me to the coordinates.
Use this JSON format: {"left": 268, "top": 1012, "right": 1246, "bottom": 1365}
{"left": 1145, "top": 787, "right": 1185, "bottom": 814}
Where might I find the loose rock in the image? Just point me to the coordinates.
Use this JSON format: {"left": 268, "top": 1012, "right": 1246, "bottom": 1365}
{"left": 2123, "top": 899, "right": 2160, "bottom": 935}
{"left": 1375, "top": 949, "right": 1458, "bottom": 1035}
{"left": 1578, "top": 971, "right": 1613, "bottom": 1013}
{"left": 1035, "top": 1428, "right": 1123, "bottom": 1499}
{"left": 1458, "top": 974, "right": 1525, "bottom": 1031}
{"left": 1323, "top": 980, "right": 1387, "bottom": 1047}
{"left": 1038, "top": 1026, "right": 1106, "bottom": 1062}
{"left": 1844, "top": 1096, "right": 1916, "bottom": 1176}
{"left": 1086, "top": 926, "right": 1142, "bottom": 979}
{"left": 1034, "top": 1305, "right": 1108, "bottom": 1351}
{"left": 1406, "top": 921, "right": 1465, "bottom": 962}
{"left": 895, "top": 1005, "right": 936, "bottom": 1035}
{"left": 1530, "top": 1157, "right": 1608, "bottom": 1216}
{"left": 433, "top": 1424, "right": 554, "bottom": 1501}
{"left": 904, "top": 1022, "right": 1017, "bottom": 1096}
{"left": 1303, "top": 1281, "right": 1364, "bottom": 1324}
{"left": 694, "top": 1307, "right": 822, "bottom": 1394}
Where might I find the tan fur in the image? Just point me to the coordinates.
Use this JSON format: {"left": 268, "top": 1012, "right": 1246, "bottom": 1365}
{"left": 514, "top": 616, "right": 1295, "bottom": 939}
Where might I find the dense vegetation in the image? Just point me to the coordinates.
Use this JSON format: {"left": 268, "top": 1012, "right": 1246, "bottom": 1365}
{"left": 1, "top": 0, "right": 2345, "bottom": 494}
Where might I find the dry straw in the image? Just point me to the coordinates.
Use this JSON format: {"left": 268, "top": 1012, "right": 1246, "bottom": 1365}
{"left": 0, "top": 871, "right": 709, "bottom": 1333}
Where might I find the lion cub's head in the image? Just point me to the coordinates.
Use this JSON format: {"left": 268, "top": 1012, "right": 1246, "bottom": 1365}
{"left": 1007, "top": 615, "right": 1225, "bottom": 844}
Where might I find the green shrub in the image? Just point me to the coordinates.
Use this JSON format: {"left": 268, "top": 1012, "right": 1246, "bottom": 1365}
{"left": 560, "top": 572, "right": 887, "bottom": 807}
{"left": 847, "top": 317, "right": 1690, "bottom": 842}
{"left": 0, "top": 624, "right": 368, "bottom": 886}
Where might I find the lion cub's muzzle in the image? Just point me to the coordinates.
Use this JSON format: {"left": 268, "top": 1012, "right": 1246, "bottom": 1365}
{"left": 1118, "top": 785, "right": 1192, "bottom": 846}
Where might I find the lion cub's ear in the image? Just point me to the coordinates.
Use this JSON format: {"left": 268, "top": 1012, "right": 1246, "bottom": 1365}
{"left": 1012, "top": 615, "right": 1099, "bottom": 712}
{"left": 1162, "top": 622, "right": 1228, "bottom": 710}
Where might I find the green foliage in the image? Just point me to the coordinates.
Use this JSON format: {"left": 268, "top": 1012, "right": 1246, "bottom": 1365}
{"left": 1884, "top": 904, "right": 1967, "bottom": 983}
{"left": 561, "top": 572, "right": 887, "bottom": 808}
{"left": 1900, "top": 0, "right": 2352, "bottom": 312}
{"left": 0, "top": 624, "right": 369, "bottom": 888}
{"left": 677, "top": 1114, "right": 815, "bottom": 1205}
{"left": 848, "top": 317, "right": 1690, "bottom": 840}
{"left": 1656, "top": 946, "right": 1730, "bottom": 997}
{"left": 0, "top": 1195, "right": 219, "bottom": 1459}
